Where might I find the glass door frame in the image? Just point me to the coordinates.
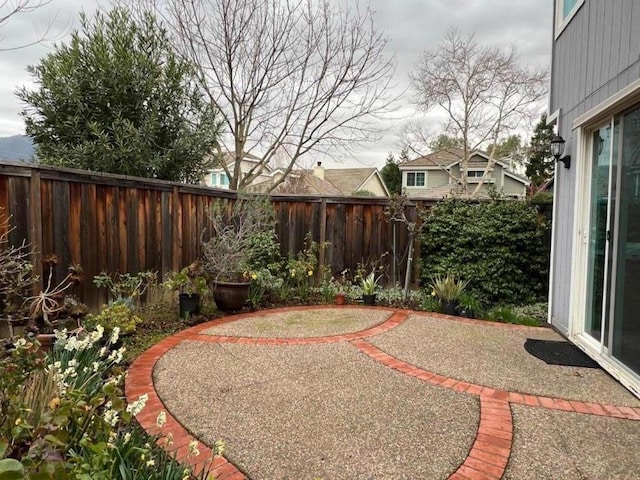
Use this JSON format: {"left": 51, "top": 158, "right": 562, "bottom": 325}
{"left": 570, "top": 113, "right": 640, "bottom": 397}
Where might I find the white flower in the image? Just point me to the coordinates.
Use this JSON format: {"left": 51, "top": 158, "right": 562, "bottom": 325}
{"left": 68, "top": 359, "right": 78, "bottom": 368}
{"left": 182, "top": 468, "right": 191, "bottom": 480}
{"left": 126, "top": 394, "right": 148, "bottom": 416}
{"left": 156, "top": 411, "right": 167, "bottom": 428}
{"left": 146, "top": 459, "right": 155, "bottom": 467}
{"left": 15, "top": 338, "right": 27, "bottom": 347}
{"left": 54, "top": 328, "right": 68, "bottom": 341}
{"left": 110, "top": 326, "right": 120, "bottom": 344}
{"left": 99, "top": 346, "right": 108, "bottom": 357}
{"left": 124, "top": 432, "right": 131, "bottom": 444}
{"left": 103, "top": 409, "right": 119, "bottom": 427}
{"left": 90, "top": 325, "right": 105, "bottom": 343}
{"left": 92, "top": 361, "right": 101, "bottom": 373}
{"left": 188, "top": 440, "right": 200, "bottom": 457}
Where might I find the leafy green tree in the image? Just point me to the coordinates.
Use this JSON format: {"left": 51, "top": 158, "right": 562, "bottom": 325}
{"left": 18, "top": 8, "right": 222, "bottom": 183}
{"left": 526, "top": 114, "right": 555, "bottom": 187}
{"left": 492, "top": 134, "right": 526, "bottom": 167}
{"left": 381, "top": 153, "right": 402, "bottom": 195}
{"left": 429, "top": 134, "right": 464, "bottom": 152}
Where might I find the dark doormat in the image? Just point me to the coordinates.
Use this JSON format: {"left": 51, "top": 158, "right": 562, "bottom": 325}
{"left": 524, "top": 339, "right": 601, "bottom": 368}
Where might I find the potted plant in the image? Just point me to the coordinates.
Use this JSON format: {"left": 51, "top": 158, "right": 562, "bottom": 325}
{"left": 429, "top": 274, "right": 470, "bottom": 316}
{"left": 163, "top": 262, "right": 208, "bottom": 318}
{"left": 201, "top": 195, "right": 276, "bottom": 312}
{"left": 24, "top": 266, "right": 87, "bottom": 351}
{"left": 360, "top": 271, "right": 380, "bottom": 306}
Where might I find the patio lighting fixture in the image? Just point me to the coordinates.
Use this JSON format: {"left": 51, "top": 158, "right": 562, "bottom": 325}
{"left": 551, "top": 135, "right": 571, "bottom": 169}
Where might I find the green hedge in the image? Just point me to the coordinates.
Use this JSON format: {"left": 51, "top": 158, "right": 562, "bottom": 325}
{"left": 420, "top": 200, "right": 550, "bottom": 305}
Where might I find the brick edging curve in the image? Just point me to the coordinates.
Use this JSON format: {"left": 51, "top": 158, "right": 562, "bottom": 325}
{"left": 126, "top": 306, "right": 640, "bottom": 480}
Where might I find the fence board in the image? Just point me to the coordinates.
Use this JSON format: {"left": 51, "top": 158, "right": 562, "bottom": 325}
{"left": 0, "top": 162, "right": 440, "bottom": 310}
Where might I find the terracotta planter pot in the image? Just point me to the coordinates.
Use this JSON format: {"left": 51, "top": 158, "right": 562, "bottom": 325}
{"left": 212, "top": 281, "right": 250, "bottom": 312}
{"left": 335, "top": 293, "right": 346, "bottom": 305}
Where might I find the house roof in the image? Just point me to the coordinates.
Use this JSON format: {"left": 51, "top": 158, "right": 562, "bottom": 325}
{"left": 248, "top": 166, "right": 389, "bottom": 196}
{"left": 323, "top": 167, "right": 382, "bottom": 195}
{"left": 271, "top": 172, "right": 343, "bottom": 195}
{"left": 400, "top": 148, "right": 464, "bottom": 168}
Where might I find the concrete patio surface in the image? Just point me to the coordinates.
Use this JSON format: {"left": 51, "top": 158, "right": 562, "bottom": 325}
{"left": 126, "top": 306, "right": 640, "bottom": 480}
{"left": 370, "top": 314, "right": 640, "bottom": 406}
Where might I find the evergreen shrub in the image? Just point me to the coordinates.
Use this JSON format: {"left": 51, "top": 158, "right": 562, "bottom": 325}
{"left": 420, "top": 199, "right": 550, "bottom": 305}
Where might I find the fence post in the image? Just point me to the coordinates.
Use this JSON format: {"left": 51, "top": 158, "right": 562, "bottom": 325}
{"left": 29, "top": 169, "right": 43, "bottom": 293}
{"left": 171, "top": 186, "right": 182, "bottom": 271}
{"left": 318, "top": 197, "right": 327, "bottom": 269}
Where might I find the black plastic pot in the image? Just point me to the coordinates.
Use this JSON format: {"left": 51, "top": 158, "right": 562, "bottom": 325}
{"left": 179, "top": 293, "right": 201, "bottom": 318}
{"left": 362, "top": 294, "right": 377, "bottom": 306}
{"left": 441, "top": 300, "right": 459, "bottom": 316}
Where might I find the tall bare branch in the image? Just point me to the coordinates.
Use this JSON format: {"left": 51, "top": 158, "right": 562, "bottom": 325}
{"left": 0, "top": 0, "right": 61, "bottom": 51}
{"left": 409, "top": 28, "right": 548, "bottom": 197}
{"left": 132, "top": 0, "right": 397, "bottom": 190}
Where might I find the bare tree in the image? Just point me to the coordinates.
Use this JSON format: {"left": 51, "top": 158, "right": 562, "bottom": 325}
{"left": 410, "top": 28, "right": 548, "bottom": 197}
{"left": 135, "top": 0, "right": 396, "bottom": 190}
{"left": 0, "top": 0, "right": 59, "bottom": 51}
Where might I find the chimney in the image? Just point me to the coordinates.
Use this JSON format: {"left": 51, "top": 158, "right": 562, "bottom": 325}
{"left": 313, "top": 161, "right": 324, "bottom": 180}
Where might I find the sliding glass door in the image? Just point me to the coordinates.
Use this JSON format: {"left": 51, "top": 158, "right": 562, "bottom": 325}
{"left": 610, "top": 108, "right": 640, "bottom": 374}
{"left": 584, "top": 105, "right": 640, "bottom": 377}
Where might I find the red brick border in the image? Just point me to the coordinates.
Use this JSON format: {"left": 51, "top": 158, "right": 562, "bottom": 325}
{"left": 127, "top": 306, "right": 640, "bottom": 480}
{"left": 125, "top": 332, "right": 247, "bottom": 479}
{"left": 350, "top": 339, "right": 640, "bottom": 421}
{"left": 449, "top": 398, "right": 512, "bottom": 480}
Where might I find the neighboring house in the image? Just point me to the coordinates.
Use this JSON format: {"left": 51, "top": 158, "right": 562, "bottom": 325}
{"left": 549, "top": 0, "right": 640, "bottom": 396}
{"left": 202, "top": 152, "right": 272, "bottom": 189}
{"left": 254, "top": 162, "right": 390, "bottom": 197}
{"left": 398, "top": 149, "right": 529, "bottom": 199}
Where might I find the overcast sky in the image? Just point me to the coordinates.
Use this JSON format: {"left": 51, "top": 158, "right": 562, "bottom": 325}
{"left": 0, "top": 0, "right": 553, "bottom": 169}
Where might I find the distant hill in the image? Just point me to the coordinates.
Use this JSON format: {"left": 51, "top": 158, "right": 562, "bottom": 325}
{"left": 0, "top": 135, "right": 35, "bottom": 162}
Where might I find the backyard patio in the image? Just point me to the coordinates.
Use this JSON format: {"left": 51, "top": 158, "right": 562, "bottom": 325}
{"left": 126, "top": 306, "right": 640, "bottom": 480}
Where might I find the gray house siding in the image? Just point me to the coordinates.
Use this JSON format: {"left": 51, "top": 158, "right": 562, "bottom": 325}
{"left": 427, "top": 170, "right": 449, "bottom": 189}
{"left": 550, "top": 0, "right": 640, "bottom": 333}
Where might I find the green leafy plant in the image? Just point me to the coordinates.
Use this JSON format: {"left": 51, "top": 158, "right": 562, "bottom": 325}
{"left": 93, "top": 271, "right": 157, "bottom": 308}
{"left": 0, "top": 326, "right": 219, "bottom": 479}
{"left": 84, "top": 303, "right": 142, "bottom": 335}
{"left": 457, "top": 292, "right": 485, "bottom": 319}
{"left": 421, "top": 199, "right": 550, "bottom": 305}
{"left": 360, "top": 272, "right": 381, "bottom": 296}
{"left": 163, "top": 263, "right": 208, "bottom": 296}
{"left": 512, "top": 302, "right": 548, "bottom": 323}
{"left": 483, "top": 305, "right": 541, "bottom": 326}
{"left": 286, "top": 233, "right": 326, "bottom": 302}
{"left": 420, "top": 292, "right": 443, "bottom": 313}
{"left": 429, "top": 274, "right": 469, "bottom": 302}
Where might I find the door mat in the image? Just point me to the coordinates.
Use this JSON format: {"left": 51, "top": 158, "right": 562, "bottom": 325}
{"left": 524, "top": 339, "right": 601, "bottom": 368}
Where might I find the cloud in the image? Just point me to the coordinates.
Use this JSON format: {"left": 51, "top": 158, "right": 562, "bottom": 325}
{"left": 0, "top": 0, "right": 553, "bottom": 168}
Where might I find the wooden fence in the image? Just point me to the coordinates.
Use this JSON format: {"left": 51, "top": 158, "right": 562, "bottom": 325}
{"left": 0, "top": 161, "right": 434, "bottom": 310}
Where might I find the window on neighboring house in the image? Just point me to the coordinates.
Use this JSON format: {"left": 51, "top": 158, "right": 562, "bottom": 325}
{"left": 555, "top": 0, "right": 584, "bottom": 36}
{"left": 467, "top": 170, "right": 485, "bottom": 178}
{"left": 406, "top": 172, "right": 425, "bottom": 187}
{"left": 211, "top": 172, "right": 230, "bottom": 187}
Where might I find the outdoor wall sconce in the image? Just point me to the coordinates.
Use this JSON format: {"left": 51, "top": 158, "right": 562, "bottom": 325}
{"left": 551, "top": 135, "right": 571, "bottom": 169}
